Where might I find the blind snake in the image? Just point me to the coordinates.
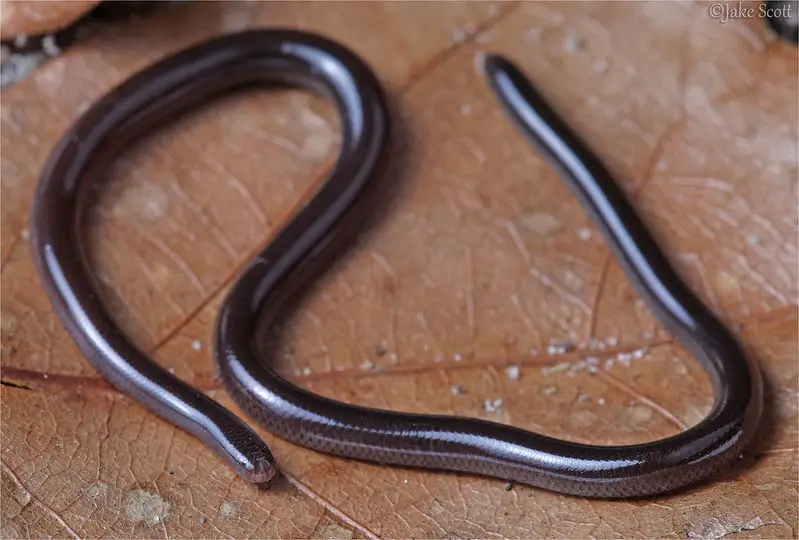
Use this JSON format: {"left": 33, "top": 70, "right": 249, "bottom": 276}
{"left": 30, "top": 29, "right": 762, "bottom": 498}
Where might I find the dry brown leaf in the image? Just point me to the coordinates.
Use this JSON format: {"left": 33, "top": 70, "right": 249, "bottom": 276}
{"left": 0, "top": 0, "right": 101, "bottom": 39}
{"left": 1, "top": 2, "right": 797, "bottom": 538}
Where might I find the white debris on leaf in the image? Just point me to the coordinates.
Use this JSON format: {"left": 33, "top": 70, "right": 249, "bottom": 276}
{"left": 484, "top": 398, "right": 504, "bottom": 413}
{"left": 41, "top": 35, "right": 61, "bottom": 57}
{"left": 222, "top": 8, "right": 251, "bottom": 31}
{"left": 543, "top": 362, "right": 570, "bottom": 376}
{"left": 360, "top": 360, "right": 375, "bottom": 370}
{"left": 302, "top": 367, "right": 312, "bottom": 376}
{"left": 616, "top": 352, "right": 633, "bottom": 367}
{"left": 474, "top": 52, "right": 487, "bottom": 75}
{"left": 547, "top": 341, "right": 573, "bottom": 355}
{"left": 450, "top": 385, "right": 467, "bottom": 396}
{"left": 191, "top": 340, "right": 202, "bottom": 351}
{"left": 593, "top": 59, "right": 609, "bottom": 74}
{"left": 747, "top": 233, "right": 762, "bottom": 246}
{"left": 1, "top": 49, "right": 47, "bottom": 89}
{"left": 124, "top": 489, "right": 172, "bottom": 527}
{"left": 562, "top": 32, "right": 583, "bottom": 53}
{"left": 505, "top": 365, "right": 520, "bottom": 381}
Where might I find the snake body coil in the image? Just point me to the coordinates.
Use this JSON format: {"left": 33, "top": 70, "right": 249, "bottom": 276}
{"left": 31, "top": 30, "right": 762, "bottom": 498}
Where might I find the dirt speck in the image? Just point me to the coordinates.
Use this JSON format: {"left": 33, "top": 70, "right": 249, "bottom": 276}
{"left": 747, "top": 233, "right": 762, "bottom": 246}
{"left": 483, "top": 398, "right": 504, "bottom": 413}
{"left": 146, "top": 262, "right": 172, "bottom": 289}
{"left": 123, "top": 489, "right": 172, "bottom": 527}
{"left": 41, "top": 35, "right": 61, "bottom": 57}
{"left": 222, "top": 8, "right": 251, "bottom": 31}
{"left": 300, "top": 132, "right": 335, "bottom": 162}
{"left": 1, "top": 312, "right": 19, "bottom": 335}
{"left": 298, "top": 109, "right": 336, "bottom": 162}
{"left": 0, "top": 49, "right": 47, "bottom": 89}
{"left": 567, "top": 409, "right": 596, "bottom": 430}
{"left": 626, "top": 405, "right": 654, "bottom": 425}
{"left": 562, "top": 32, "right": 583, "bottom": 53}
{"left": 450, "top": 385, "right": 467, "bottom": 395}
{"left": 505, "top": 365, "right": 520, "bottom": 381}
{"left": 218, "top": 500, "right": 237, "bottom": 519}
{"left": 521, "top": 212, "right": 562, "bottom": 235}
{"left": 542, "top": 362, "right": 570, "bottom": 375}
{"left": 546, "top": 342, "right": 573, "bottom": 355}
{"left": 312, "top": 522, "right": 353, "bottom": 540}
{"left": 87, "top": 482, "right": 110, "bottom": 502}
{"left": 112, "top": 181, "right": 169, "bottom": 222}
{"left": 473, "top": 52, "right": 487, "bottom": 75}
{"left": 715, "top": 270, "right": 741, "bottom": 297}
{"left": 593, "top": 59, "right": 609, "bottom": 74}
